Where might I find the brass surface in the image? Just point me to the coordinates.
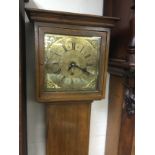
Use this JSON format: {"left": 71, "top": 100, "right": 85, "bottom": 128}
{"left": 44, "top": 34, "right": 101, "bottom": 91}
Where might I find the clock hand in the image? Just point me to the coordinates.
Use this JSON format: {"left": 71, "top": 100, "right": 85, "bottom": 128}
{"left": 68, "top": 62, "right": 90, "bottom": 75}
{"left": 74, "top": 65, "right": 90, "bottom": 75}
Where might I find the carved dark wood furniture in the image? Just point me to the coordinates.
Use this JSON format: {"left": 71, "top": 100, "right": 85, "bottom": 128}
{"left": 104, "top": 0, "right": 135, "bottom": 155}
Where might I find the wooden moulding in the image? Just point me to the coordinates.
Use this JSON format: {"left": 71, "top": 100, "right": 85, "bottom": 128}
{"left": 108, "top": 57, "right": 135, "bottom": 77}
{"left": 25, "top": 8, "right": 119, "bottom": 28}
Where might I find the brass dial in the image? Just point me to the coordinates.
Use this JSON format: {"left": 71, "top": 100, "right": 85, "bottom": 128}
{"left": 44, "top": 34, "right": 101, "bottom": 91}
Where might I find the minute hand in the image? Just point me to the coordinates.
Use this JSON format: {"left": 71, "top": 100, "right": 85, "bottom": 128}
{"left": 75, "top": 65, "right": 90, "bottom": 75}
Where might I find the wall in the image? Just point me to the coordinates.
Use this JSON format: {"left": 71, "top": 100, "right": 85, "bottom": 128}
{"left": 25, "top": 0, "right": 103, "bottom": 15}
{"left": 25, "top": 0, "right": 109, "bottom": 155}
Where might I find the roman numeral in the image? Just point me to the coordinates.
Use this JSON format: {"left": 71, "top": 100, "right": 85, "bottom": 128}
{"left": 80, "top": 46, "right": 84, "bottom": 53}
{"left": 62, "top": 45, "right": 68, "bottom": 52}
{"left": 72, "top": 42, "right": 76, "bottom": 50}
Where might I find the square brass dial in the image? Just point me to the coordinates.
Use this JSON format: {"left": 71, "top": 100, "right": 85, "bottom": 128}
{"left": 44, "top": 34, "right": 101, "bottom": 92}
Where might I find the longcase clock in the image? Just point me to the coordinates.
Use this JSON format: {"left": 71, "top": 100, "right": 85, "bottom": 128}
{"left": 26, "top": 8, "right": 119, "bottom": 155}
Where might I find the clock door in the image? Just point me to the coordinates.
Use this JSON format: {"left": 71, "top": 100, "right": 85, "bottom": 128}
{"left": 35, "top": 24, "right": 109, "bottom": 102}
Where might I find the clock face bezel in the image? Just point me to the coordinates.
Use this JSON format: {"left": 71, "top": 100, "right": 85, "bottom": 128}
{"left": 35, "top": 23, "right": 109, "bottom": 102}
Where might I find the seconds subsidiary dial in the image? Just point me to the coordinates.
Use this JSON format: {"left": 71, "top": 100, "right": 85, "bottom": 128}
{"left": 44, "top": 34, "right": 101, "bottom": 92}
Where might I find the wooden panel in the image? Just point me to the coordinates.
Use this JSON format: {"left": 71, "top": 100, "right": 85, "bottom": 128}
{"left": 105, "top": 76, "right": 124, "bottom": 155}
{"left": 131, "top": 134, "right": 135, "bottom": 155}
{"left": 46, "top": 102, "right": 91, "bottom": 155}
{"left": 118, "top": 111, "right": 135, "bottom": 155}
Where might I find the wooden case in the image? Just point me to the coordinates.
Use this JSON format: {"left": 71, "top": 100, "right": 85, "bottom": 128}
{"left": 25, "top": 8, "right": 119, "bottom": 102}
